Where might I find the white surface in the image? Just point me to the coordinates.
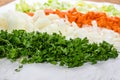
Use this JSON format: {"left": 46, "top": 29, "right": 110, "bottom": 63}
{"left": 0, "top": 57, "right": 120, "bottom": 80}
{"left": 0, "top": 0, "right": 120, "bottom": 80}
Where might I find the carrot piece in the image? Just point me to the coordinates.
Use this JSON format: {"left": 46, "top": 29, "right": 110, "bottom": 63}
{"left": 54, "top": 9, "right": 65, "bottom": 18}
{"left": 68, "top": 8, "right": 77, "bottom": 13}
{"left": 112, "top": 26, "right": 119, "bottom": 32}
{"left": 26, "top": 12, "right": 34, "bottom": 16}
{"left": 117, "top": 27, "right": 120, "bottom": 33}
{"left": 68, "top": 16, "right": 77, "bottom": 23}
{"left": 77, "top": 23, "right": 82, "bottom": 27}
{"left": 106, "top": 26, "right": 112, "bottom": 30}
{"left": 44, "top": 9, "right": 55, "bottom": 15}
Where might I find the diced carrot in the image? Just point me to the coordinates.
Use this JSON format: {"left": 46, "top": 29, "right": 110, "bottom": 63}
{"left": 117, "top": 27, "right": 120, "bottom": 33}
{"left": 68, "top": 16, "right": 77, "bottom": 23}
{"left": 112, "top": 26, "right": 119, "bottom": 32}
{"left": 55, "top": 10, "right": 66, "bottom": 18}
{"left": 26, "top": 12, "right": 34, "bottom": 16}
{"left": 44, "top": 9, "right": 55, "bottom": 15}
{"left": 106, "top": 26, "right": 112, "bottom": 30}
{"left": 44, "top": 8, "right": 120, "bottom": 33}
{"left": 68, "top": 8, "right": 77, "bottom": 13}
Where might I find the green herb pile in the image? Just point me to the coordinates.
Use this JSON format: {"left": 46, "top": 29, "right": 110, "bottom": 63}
{"left": 0, "top": 30, "right": 118, "bottom": 68}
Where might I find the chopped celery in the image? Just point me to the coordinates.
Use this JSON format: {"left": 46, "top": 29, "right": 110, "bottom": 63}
{"left": 15, "top": 0, "right": 120, "bottom": 17}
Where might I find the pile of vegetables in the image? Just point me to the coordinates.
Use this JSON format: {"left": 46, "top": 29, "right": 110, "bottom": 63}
{"left": 16, "top": 0, "right": 120, "bottom": 17}
{"left": 44, "top": 8, "right": 120, "bottom": 33}
{"left": 16, "top": 0, "right": 120, "bottom": 33}
{"left": 0, "top": 30, "right": 118, "bottom": 68}
{"left": 25, "top": 8, "right": 120, "bottom": 33}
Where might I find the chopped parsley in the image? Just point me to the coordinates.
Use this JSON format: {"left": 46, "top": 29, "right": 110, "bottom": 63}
{"left": 0, "top": 30, "right": 118, "bottom": 68}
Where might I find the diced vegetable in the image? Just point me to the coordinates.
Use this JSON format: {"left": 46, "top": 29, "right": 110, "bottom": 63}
{"left": 16, "top": 0, "right": 120, "bottom": 17}
{"left": 26, "top": 12, "right": 34, "bottom": 16}
{"left": 0, "top": 30, "right": 118, "bottom": 68}
{"left": 44, "top": 8, "right": 120, "bottom": 33}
